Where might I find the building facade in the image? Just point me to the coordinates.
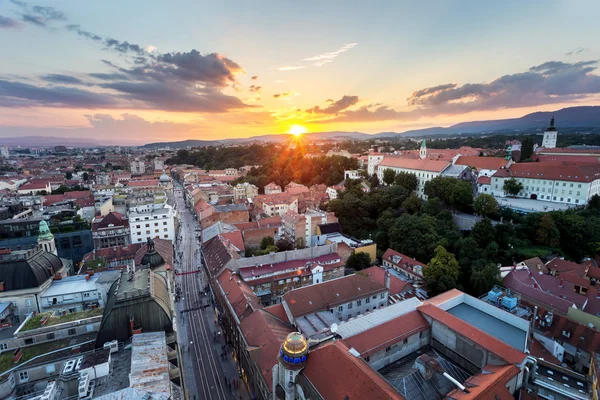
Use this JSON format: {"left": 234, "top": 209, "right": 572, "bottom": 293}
{"left": 129, "top": 204, "right": 176, "bottom": 243}
{"left": 377, "top": 158, "right": 450, "bottom": 199}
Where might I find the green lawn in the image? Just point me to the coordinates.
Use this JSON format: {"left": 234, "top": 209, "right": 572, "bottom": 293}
{"left": 0, "top": 339, "right": 74, "bottom": 374}
{"left": 83, "top": 259, "right": 105, "bottom": 270}
{"left": 21, "top": 308, "right": 104, "bottom": 331}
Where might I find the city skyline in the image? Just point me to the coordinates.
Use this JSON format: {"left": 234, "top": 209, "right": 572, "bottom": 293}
{"left": 1, "top": 0, "right": 600, "bottom": 144}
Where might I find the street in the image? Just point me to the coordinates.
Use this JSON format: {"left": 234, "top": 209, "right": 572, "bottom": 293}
{"left": 173, "top": 186, "right": 250, "bottom": 400}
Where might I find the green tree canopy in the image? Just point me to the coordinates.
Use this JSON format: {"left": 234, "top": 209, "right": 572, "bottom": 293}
{"left": 536, "top": 214, "right": 560, "bottom": 247}
{"left": 521, "top": 136, "right": 534, "bottom": 161}
{"left": 394, "top": 172, "right": 418, "bottom": 192}
{"left": 260, "top": 236, "right": 275, "bottom": 250}
{"left": 473, "top": 194, "right": 499, "bottom": 217}
{"left": 382, "top": 169, "right": 397, "bottom": 185}
{"left": 424, "top": 246, "right": 460, "bottom": 296}
{"left": 471, "top": 218, "right": 496, "bottom": 248}
{"left": 402, "top": 194, "right": 422, "bottom": 214}
{"left": 470, "top": 261, "right": 501, "bottom": 296}
{"left": 389, "top": 214, "right": 441, "bottom": 262}
{"left": 346, "top": 252, "right": 372, "bottom": 271}
{"left": 503, "top": 178, "right": 523, "bottom": 196}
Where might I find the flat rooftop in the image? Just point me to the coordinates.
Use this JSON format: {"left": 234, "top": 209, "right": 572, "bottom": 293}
{"left": 41, "top": 274, "right": 99, "bottom": 297}
{"left": 380, "top": 346, "right": 472, "bottom": 400}
{"left": 130, "top": 332, "right": 170, "bottom": 396}
{"left": 447, "top": 303, "right": 527, "bottom": 351}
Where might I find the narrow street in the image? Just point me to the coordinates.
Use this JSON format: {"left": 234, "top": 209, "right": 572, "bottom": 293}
{"left": 173, "top": 186, "right": 250, "bottom": 400}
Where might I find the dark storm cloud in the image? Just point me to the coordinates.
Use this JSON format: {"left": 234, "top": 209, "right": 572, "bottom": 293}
{"left": 306, "top": 95, "right": 359, "bottom": 114}
{"left": 42, "top": 74, "right": 85, "bottom": 85}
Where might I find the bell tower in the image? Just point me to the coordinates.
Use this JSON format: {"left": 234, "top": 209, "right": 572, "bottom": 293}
{"left": 272, "top": 332, "right": 309, "bottom": 400}
{"left": 542, "top": 115, "right": 558, "bottom": 148}
{"left": 37, "top": 220, "right": 57, "bottom": 256}
{"left": 419, "top": 139, "right": 427, "bottom": 159}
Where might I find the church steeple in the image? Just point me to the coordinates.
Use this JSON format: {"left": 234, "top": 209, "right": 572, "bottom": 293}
{"left": 542, "top": 115, "right": 558, "bottom": 148}
{"left": 419, "top": 139, "right": 427, "bottom": 159}
{"left": 37, "top": 220, "right": 57, "bottom": 256}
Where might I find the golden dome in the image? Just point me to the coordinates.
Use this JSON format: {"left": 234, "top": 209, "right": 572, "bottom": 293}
{"left": 281, "top": 332, "right": 308, "bottom": 358}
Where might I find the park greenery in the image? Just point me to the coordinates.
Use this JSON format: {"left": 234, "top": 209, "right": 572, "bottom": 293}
{"left": 329, "top": 177, "right": 600, "bottom": 296}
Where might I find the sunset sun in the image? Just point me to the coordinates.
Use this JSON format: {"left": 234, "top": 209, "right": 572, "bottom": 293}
{"left": 288, "top": 125, "right": 308, "bottom": 136}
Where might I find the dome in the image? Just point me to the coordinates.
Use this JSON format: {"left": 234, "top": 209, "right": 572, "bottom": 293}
{"left": 37, "top": 220, "right": 54, "bottom": 242}
{"left": 159, "top": 172, "right": 170, "bottom": 182}
{"left": 0, "top": 248, "right": 63, "bottom": 291}
{"left": 280, "top": 332, "right": 308, "bottom": 365}
{"left": 141, "top": 238, "right": 164, "bottom": 269}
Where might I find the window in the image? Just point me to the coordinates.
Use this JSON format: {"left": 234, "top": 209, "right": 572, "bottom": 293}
{"left": 68, "top": 328, "right": 76, "bottom": 335}
{"left": 403, "top": 338, "right": 408, "bottom": 344}
{"left": 24, "top": 338, "right": 33, "bottom": 345}
{"left": 385, "top": 346, "right": 391, "bottom": 352}
{"left": 18, "top": 371, "right": 28, "bottom": 382}
{"left": 84, "top": 293, "right": 90, "bottom": 297}
{"left": 46, "top": 333, "right": 55, "bottom": 340}
{"left": 338, "top": 306, "right": 343, "bottom": 312}
{"left": 356, "top": 299, "right": 362, "bottom": 306}
{"left": 25, "top": 299, "right": 32, "bottom": 307}
{"left": 365, "top": 355, "right": 370, "bottom": 362}
{"left": 164, "top": 228, "right": 168, "bottom": 232}
{"left": 348, "top": 302, "right": 353, "bottom": 309}
{"left": 372, "top": 295, "right": 377, "bottom": 300}
{"left": 365, "top": 297, "right": 370, "bottom": 304}
{"left": 380, "top": 293, "right": 385, "bottom": 299}
{"left": 136, "top": 225, "right": 140, "bottom": 229}
{"left": 0, "top": 343, "right": 7, "bottom": 350}
{"left": 155, "top": 229, "right": 159, "bottom": 233}
{"left": 145, "top": 223, "right": 149, "bottom": 227}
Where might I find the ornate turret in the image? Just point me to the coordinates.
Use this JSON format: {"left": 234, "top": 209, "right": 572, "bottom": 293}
{"left": 37, "top": 220, "right": 57, "bottom": 256}
{"left": 280, "top": 332, "right": 308, "bottom": 365}
{"left": 275, "top": 332, "right": 309, "bottom": 400}
{"left": 542, "top": 115, "right": 558, "bottom": 148}
{"left": 546, "top": 115, "right": 557, "bottom": 131}
{"left": 141, "top": 237, "right": 164, "bottom": 270}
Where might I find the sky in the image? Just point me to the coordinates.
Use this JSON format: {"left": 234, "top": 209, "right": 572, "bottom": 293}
{"left": 1, "top": 0, "right": 600, "bottom": 145}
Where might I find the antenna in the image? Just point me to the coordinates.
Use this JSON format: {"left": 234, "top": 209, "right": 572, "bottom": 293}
{"left": 330, "top": 323, "right": 338, "bottom": 334}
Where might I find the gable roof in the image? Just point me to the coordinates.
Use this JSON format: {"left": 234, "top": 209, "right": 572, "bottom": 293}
{"left": 203, "top": 235, "right": 235, "bottom": 277}
{"left": 302, "top": 340, "right": 403, "bottom": 400}
{"left": 91, "top": 212, "right": 129, "bottom": 231}
{"left": 359, "top": 266, "right": 412, "bottom": 296}
{"left": 379, "top": 157, "right": 450, "bottom": 173}
{"left": 503, "top": 270, "right": 578, "bottom": 313}
{"left": 492, "top": 163, "right": 600, "bottom": 183}
{"left": 282, "top": 274, "right": 387, "bottom": 319}
{"left": 454, "top": 156, "right": 509, "bottom": 170}
{"left": 217, "top": 269, "right": 260, "bottom": 322}
{"left": 445, "top": 364, "right": 519, "bottom": 400}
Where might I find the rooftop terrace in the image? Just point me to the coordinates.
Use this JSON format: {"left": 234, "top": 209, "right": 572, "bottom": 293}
{"left": 21, "top": 308, "right": 103, "bottom": 331}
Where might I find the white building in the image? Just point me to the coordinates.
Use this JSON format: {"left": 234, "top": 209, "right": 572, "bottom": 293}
{"left": 344, "top": 170, "right": 362, "bottom": 180}
{"left": 377, "top": 157, "right": 450, "bottom": 199}
{"left": 40, "top": 274, "right": 104, "bottom": 312}
{"left": 153, "top": 158, "right": 164, "bottom": 171}
{"left": 129, "top": 159, "right": 145, "bottom": 175}
{"left": 128, "top": 203, "right": 176, "bottom": 243}
{"left": 367, "top": 153, "right": 385, "bottom": 176}
{"left": 490, "top": 163, "right": 600, "bottom": 206}
{"left": 541, "top": 116, "right": 558, "bottom": 149}
{"left": 326, "top": 186, "right": 345, "bottom": 200}
{"left": 0, "top": 146, "right": 9, "bottom": 158}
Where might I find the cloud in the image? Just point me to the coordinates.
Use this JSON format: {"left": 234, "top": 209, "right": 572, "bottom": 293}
{"left": 566, "top": 47, "right": 587, "bottom": 56}
{"left": 304, "top": 43, "right": 357, "bottom": 67}
{"left": 277, "top": 66, "right": 306, "bottom": 71}
{"left": 21, "top": 14, "right": 45, "bottom": 26}
{"left": 11, "top": 1, "right": 66, "bottom": 27}
{"left": 42, "top": 74, "right": 85, "bottom": 85}
{"left": 406, "top": 60, "right": 600, "bottom": 112}
{"left": 31, "top": 5, "right": 66, "bottom": 21}
{"left": 249, "top": 85, "right": 261, "bottom": 92}
{"left": 251, "top": 76, "right": 258, "bottom": 80}
{"left": 306, "top": 95, "right": 359, "bottom": 114}
{"left": 273, "top": 91, "right": 297, "bottom": 99}
{"left": 0, "top": 79, "right": 119, "bottom": 108}
{"left": 145, "top": 45, "right": 157, "bottom": 54}
{"left": 0, "top": 15, "right": 22, "bottom": 28}
{"left": 104, "top": 38, "right": 144, "bottom": 55}
{"left": 66, "top": 24, "right": 101, "bottom": 41}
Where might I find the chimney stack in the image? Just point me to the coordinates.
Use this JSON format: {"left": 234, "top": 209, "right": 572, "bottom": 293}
{"left": 559, "top": 279, "right": 564, "bottom": 288}
{"left": 384, "top": 270, "right": 391, "bottom": 290}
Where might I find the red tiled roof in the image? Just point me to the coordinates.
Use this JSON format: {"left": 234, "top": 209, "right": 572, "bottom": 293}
{"left": 217, "top": 269, "right": 261, "bottom": 322}
{"left": 546, "top": 257, "right": 590, "bottom": 276}
{"left": 382, "top": 248, "right": 426, "bottom": 279}
{"left": 219, "top": 231, "right": 244, "bottom": 252}
{"left": 82, "top": 243, "right": 143, "bottom": 263}
{"left": 282, "top": 274, "right": 387, "bottom": 318}
{"left": 426, "top": 288, "right": 464, "bottom": 306}
{"left": 360, "top": 266, "right": 411, "bottom": 296}
{"left": 343, "top": 310, "right": 429, "bottom": 357}
{"left": 455, "top": 156, "right": 509, "bottom": 170}
{"left": 264, "top": 303, "right": 289, "bottom": 322}
{"left": 238, "top": 253, "right": 342, "bottom": 280}
{"left": 417, "top": 304, "right": 526, "bottom": 365}
{"left": 379, "top": 157, "right": 450, "bottom": 172}
{"left": 535, "top": 155, "right": 600, "bottom": 164}
{"left": 128, "top": 179, "right": 159, "bottom": 187}
{"left": 240, "top": 309, "right": 293, "bottom": 389}
{"left": 477, "top": 176, "right": 491, "bottom": 185}
{"left": 91, "top": 212, "right": 129, "bottom": 231}
{"left": 446, "top": 364, "right": 519, "bottom": 400}
{"left": 529, "top": 338, "right": 561, "bottom": 365}
{"left": 44, "top": 190, "right": 94, "bottom": 206}
{"left": 134, "top": 237, "right": 173, "bottom": 267}
{"left": 303, "top": 340, "right": 403, "bottom": 400}
{"left": 536, "top": 311, "right": 600, "bottom": 355}
{"left": 492, "top": 163, "right": 600, "bottom": 183}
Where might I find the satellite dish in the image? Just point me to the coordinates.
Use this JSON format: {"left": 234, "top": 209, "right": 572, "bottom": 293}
{"left": 330, "top": 323, "right": 338, "bottom": 334}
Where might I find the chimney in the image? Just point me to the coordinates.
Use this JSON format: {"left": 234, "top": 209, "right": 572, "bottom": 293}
{"left": 559, "top": 279, "right": 564, "bottom": 288}
{"left": 384, "top": 270, "right": 391, "bottom": 290}
{"left": 529, "top": 271, "right": 533, "bottom": 279}
{"left": 0, "top": 282, "right": 4, "bottom": 292}
{"left": 533, "top": 283, "right": 538, "bottom": 289}
{"left": 129, "top": 316, "right": 135, "bottom": 334}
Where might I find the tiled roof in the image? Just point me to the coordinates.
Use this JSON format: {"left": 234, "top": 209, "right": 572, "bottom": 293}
{"left": 445, "top": 364, "right": 519, "bottom": 400}
{"left": 379, "top": 157, "right": 450, "bottom": 172}
{"left": 128, "top": 179, "right": 159, "bottom": 187}
{"left": 535, "top": 155, "right": 600, "bottom": 164}
{"left": 537, "top": 310, "right": 600, "bottom": 355}
{"left": 82, "top": 243, "right": 143, "bottom": 263}
{"left": 92, "top": 212, "right": 129, "bottom": 231}
{"left": 477, "top": 176, "right": 491, "bottom": 185}
{"left": 203, "top": 236, "right": 235, "bottom": 277}
{"left": 417, "top": 304, "right": 526, "bottom": 365}
{"left": 239, "top": 309, "right": 294, "bottom": 389}
{"left": 382, "top": 248, "right": 426, "bottom": 279}
{"left": 303, "top": 340, "right": 403, "bottom": 400}
{"left": 492, "top": 163, "right": 600, "bottom": 183}
{"left": 134, "top": 238, "right": 173, "bottom": 267}
{"left": 217, "top": 269, "right": 260, "bottom": 322}
{"left": 454, "top": 156, "right": 509, "bottom": 170}
{"left": 238, "top": 253, "right": 342, "bottom": 280}
{"left": 343, "top": 310, "right": 429, "bottom": 357}
{"left": 264, "top": 303, "right": 289, "bottom": 322}
{"left": 521, "top": 257, "right": 548, "bottom": 274}
{"left": 546, "top": 257, "right": 589, "bottom": 276}
{"left": 360, "top": 266, "right": 412, "bottom": 296}
{"left": 219, "top": 231, "right": 244, "bottom": 253}
{"left": 282, "top": 274, "right": 387, "bottom": 319}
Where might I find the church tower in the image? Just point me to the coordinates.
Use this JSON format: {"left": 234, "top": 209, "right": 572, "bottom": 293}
{"left": 542, "top": 115, "right": 558, "bottom": 148}
{"left": 272, "top": 332, "right": 309, "bottom": 400}
{"left": 419, "top": 139, "right": 427, "bottom": 159}
{"left": 37, "top": 220, "right": 57, "bottom": 256}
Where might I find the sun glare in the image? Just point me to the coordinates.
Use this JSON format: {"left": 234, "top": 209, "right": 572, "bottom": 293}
{"left": 288, "top": 125, "right": 308, "bottom": 136}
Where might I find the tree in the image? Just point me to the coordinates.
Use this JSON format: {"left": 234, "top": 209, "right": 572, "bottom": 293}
{"left": 369, "top": 174, "right": 380, "bottom": 188}
{"left": 422, "top": 198, "right": 442, "bottom": 216}
{"left": 275, "top": 238, "right": 294, "bottom": 251}
{"left": 388, "top": 214, "right": 441, "bottom": 262}
{"left": 346, "top": 252, "right": 372, "bottom": 271}
{"left": 260, "top": 236, "right": 275, "bottom": 250}
{"left": 536, "top": 214, "right": 560, "bottom": 247}
{"left": 65, "top": 171, "right": 73, "bottom": 180}
{"left": 424, "top": 246, "right": 460, "bottom": 296}
{"left": 402, "top": 195, "right": 422, "bottom": 214}
{"left": 424, "top": 176, "right": 455, "bottom": 204}
{"left": 382, "top": 169, "right": 397, "bottom": 185}
{"left": 394, "top": 172, "right": 418, "bottom": 192}
{"left": 449, "top": 180, "right": 473, "bottom": 210}
{"left": 503, "top": 178, "right": 523, "bottom": 196}
{"left": 474, "top": 194, "right": 499, "bottom": 217}
{"left": 470, "top": 261, "right": 501, "bottom": 296}
{"left": 82, "top": 172, "right": 89, "bottom": 182}
{"left": 521, "top": 136, "right": 534, "bottom": 161}
{"left": 471, "top": 218, "right": 496, "bottom": 248}
{"left": 589, "top": 194, "right": 600, "bottom": 210}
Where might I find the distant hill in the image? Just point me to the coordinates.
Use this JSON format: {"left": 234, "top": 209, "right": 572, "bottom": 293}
{"left": 0, "top": 136, "right": 99, "bottom": 148}
{"left": 402, "top": 106, "right": 600, "bottom": 137}
{"left": 142, "top": 139, "right": 227, "bottom": 149}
